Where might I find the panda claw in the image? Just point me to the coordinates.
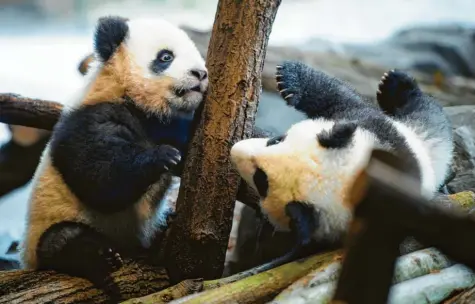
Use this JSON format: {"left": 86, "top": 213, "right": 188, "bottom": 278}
{"left": 284, "top": 93, "right": 294, "bottom": 100}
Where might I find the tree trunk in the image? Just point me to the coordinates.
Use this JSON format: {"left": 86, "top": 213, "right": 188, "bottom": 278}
{"left": 163, "top": 0, "right": 281, "bottom": 283}
{"left": 0, "top": 259, "right": 170, "bottom": 304}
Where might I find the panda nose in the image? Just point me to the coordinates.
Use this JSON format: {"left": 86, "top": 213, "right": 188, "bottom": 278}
{"left": 190, "top": 69, "right": 208, "bottom": 81}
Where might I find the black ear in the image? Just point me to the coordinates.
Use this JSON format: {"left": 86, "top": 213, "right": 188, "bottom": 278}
{"left": 94, "top": 16, "right": 129, "bottom": 62}
{"left": 318, "top": 122, "right": 357, "bottom": 149}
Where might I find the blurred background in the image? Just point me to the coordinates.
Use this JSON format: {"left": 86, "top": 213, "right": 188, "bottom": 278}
{"left": 1, "top": 0, "right": 474, "bottom": 271}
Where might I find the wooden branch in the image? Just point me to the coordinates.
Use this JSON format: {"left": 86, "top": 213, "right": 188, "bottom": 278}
{"left": 121, "top": 249, "right": 316, "bottom": 304}
{"left": 163, "top": 0, "right": 282, "bottom": 283}
{"left": 167, "top": 250, "right": 339, "bottom": 304}
{"left": 121, "top": 279, "right": 204, "bottom": 304}
{"left": 0, "top": 259, "right": 170, "bottom": 304}
{"left": 0, "top": 94, "right": 62, "bottom": 130}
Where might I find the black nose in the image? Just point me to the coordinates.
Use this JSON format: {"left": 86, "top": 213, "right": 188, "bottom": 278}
{"left": 190, "top": 69, "right": 208, "bottom": 81}
{"left": 253, "top": 167, "right": 268, "bottom": 197}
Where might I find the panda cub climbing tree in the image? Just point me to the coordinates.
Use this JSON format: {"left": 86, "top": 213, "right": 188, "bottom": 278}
{"left": 231, "top": 61, "right": 454, "bottom": 252}
{"left": 20, "top": 15, "right": 208, "bottom": 293}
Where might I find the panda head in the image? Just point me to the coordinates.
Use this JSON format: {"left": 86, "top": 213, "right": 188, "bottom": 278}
{"left": 231, "top": 118, "right": 377, "bottom": 242}
{"left": 85, "top": 16, "right": 208, "bottom": 118}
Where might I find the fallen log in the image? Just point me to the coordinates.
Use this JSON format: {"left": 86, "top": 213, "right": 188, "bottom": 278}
{"left": 0, "top": 259, "right": 170, "bottom": 304}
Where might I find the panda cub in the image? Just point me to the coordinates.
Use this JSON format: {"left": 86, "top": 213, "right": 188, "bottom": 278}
{"left": 230, "top": 61, "right": 453, "bottom": 248}
{"left": 20, "top": 16, "right": 208, "bottom": 289}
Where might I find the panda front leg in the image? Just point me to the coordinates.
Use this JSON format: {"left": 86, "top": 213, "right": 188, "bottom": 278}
{"left": 37, "top": 221, "right": 123, "bottom": 299}
{"left": 275, "top": 61, "right": 367, "bottom": 120}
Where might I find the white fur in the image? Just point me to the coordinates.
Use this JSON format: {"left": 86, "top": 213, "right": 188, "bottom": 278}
{"left": 125, "top": 18, "right": 206, "bottom": 82}
{"left": 388, "top": 119, "right": 437, "bottom": 198}
{"left": 231, "top": 118, "right": 377, "bottom": 242}
{"left": 231, "top": 116, "right": 450, "bottom": 242}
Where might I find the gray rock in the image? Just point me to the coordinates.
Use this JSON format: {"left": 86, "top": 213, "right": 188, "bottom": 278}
{"left": 445, "top": 106, "right": 475, "bottom": 193}
{"left": 302, "top": 23, "right": 475, "bottom": 78}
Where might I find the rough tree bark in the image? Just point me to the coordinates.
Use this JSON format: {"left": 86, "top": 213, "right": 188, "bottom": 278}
{"left": 163, "top": 0, "right": 281, "bottom": 283}
{"left": 0, "top": 259, "right": 170, "bottom": 304}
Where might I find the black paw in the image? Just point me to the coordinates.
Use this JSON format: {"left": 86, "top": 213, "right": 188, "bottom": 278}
{"left": 376, "top": 69, "right": 420, "bottom": 114}
{"left": 275, "top": 62, "right": 303, "bottom": 107}
{"left": 156, "top": 145, "right": 182, "bottom": 171}
{"left": 100, "top": 247, "right": 123, "bottom": 271}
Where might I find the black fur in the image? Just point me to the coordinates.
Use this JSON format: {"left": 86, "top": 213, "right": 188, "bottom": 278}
{"left": 253, "top": 168, "right": 269, "bottom": 197}
{"left": 94, "top": 16, "right": 129, "bottom": 62}
{"left": 276, "top": 61, "right": 368, "bottom": 120}
{"left": 275, "top": 61, "right": 452, "bottom": 183}
{"left": 50, "top": 101, "right": 188, "bottom": 214}
{"left": 318, "top": 122, "right": 357, "bottom": 149}
{"left": 285, "top": 201, "right": 319, "bottom": 246}
{"left": 37, "top": 221, "right": 123, "bottom": 300}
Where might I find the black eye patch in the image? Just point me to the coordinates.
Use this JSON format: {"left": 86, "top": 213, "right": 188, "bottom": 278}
{"left": 253, "top": 167, "right": 269, "bottom": 197}
{"left": 150, "top": 49, "right": 174, "bottom": 74}
{"left": 317, "top": 122, "right": 357, "bottom": 149}
{"left": 266, "top": 134, "right": 286, "bottom": 147}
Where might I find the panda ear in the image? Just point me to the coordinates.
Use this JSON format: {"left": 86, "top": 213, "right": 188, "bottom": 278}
{"left": 93, "top": 16, "right": 129, "bottom": 62}
{"left": 318, "top": 122, "right": 357, "bottom": 149}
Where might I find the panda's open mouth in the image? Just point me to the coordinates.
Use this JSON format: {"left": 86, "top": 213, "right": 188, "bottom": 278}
{"left": 175, "top": 85, "right": 202, "bottom": 97}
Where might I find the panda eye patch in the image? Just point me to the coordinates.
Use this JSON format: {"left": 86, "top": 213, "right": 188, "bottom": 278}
{"left": 150, "top": 50, "right": 174, "bottom": 74}
{"left": 266, "top": 134, "right": 286, "bottom": 147}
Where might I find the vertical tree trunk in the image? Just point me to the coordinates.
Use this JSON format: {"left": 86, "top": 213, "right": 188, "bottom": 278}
{"left": 164, "top": 0, "right": 282, "bottom": 283}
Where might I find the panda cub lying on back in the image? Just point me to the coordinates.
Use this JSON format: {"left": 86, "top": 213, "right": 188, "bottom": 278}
{"left": 20, "top": 15, "right": 208, "bottom": 290}
{"left": 231, "top": 61, "right": 453, "bottom": 248}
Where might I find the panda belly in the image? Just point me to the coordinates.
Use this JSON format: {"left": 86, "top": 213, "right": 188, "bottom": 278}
{"left": 21, "top": 153, "right": 171, "bottom": 269}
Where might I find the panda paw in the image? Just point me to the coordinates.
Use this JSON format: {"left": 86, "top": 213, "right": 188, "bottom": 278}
{"left": 275, "top": 62, "right": 302, "bottom": 107}
{"left": 100, "top": 247, "right": 124, "bottom": 271}
{"left": 377, "top": 69, "right": 420, "bottom": 114}
{"left": 156, "top": 145, "right": 182, "bottom": 171}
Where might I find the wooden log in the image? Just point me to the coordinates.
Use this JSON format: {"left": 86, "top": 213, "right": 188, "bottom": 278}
{"left": 163, "top": 0, "right": 282, "bottom": 283}
{"left": 167, "top": 250, "right": 339, "bottom": 304}
{"left": 0, "top": 259, "right": 170, "bottom": 304}
{"left": 121, "top": 249, "right": 319, "bottom": 304}
{"left": 0, "top": 94, "right": 62, "bottom": 130}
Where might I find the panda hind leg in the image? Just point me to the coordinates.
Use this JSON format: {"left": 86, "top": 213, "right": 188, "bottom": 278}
{"left": 37, "top": 221, "right": 123, "bottom": 299}
{"left": 376, "top": 69, "right": 422, "bottom": 116}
